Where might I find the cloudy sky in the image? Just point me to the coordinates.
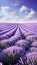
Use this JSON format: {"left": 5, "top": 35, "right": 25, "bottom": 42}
{"left": 0, "top": 0, "right": 37, "bottom": 23}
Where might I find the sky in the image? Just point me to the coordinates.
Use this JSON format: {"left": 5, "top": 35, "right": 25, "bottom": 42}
{"left": 0, "top": 0, "right": 37, "bottom": 23}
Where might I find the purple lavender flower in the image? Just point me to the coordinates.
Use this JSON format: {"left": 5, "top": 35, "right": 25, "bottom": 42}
{"left": 26, "top": 52, "right": 37, "bottom": 65}
{"left": 26, "top": 35, "right": 36, "bottom": 43}
{"left": 15, "top": 40, "right": 29, "bottom": 51}
{"left": 0, "top": 46, "right": 25, "bottom": 64}
{"left": 30, "top": 47, "right": 37, "bottom": 52}
{"left": 0, "top": 34, "right": 21, "bottom": 49}
{"left": 31, "top": 41, "right": 37, "bottom": 47}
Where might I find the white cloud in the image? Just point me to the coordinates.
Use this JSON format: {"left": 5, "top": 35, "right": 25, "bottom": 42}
{"left": 0, "top": 6, "right": 10, "bottom": 18}
{"left": 0, "top": 6, "right": 37, "bottom": 23}
{"left": 1, "top": 6, "right": 10, "bottom": 12}
{"left": 18, "top": 8, "right": 37, "bottom": 23}
{"left": 19, "top": 5, "right": 29, "bottom": 13}
{"left": 11, "top": 1, "right": 19, "bottom": 6}
{"left": 25, "top": 9, "right": 37, "bottom": 19}
{"left": 0, "top": 6, "right": 19, "bottom": 23}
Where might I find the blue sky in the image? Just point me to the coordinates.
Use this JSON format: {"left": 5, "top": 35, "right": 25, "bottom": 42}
{"left": 0, "top": 0, "right": 37, "bottom": 23}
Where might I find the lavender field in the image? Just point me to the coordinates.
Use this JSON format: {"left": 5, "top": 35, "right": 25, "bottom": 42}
{"left": 0, "top": 23, "right": 37, "bottom": 65}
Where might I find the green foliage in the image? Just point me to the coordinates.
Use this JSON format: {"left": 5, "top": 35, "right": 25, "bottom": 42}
{"left": 34, "top": 59, "right": 37, "bottom": 65}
